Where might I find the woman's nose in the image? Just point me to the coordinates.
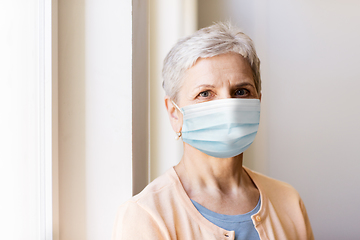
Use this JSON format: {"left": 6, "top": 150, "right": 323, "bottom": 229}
{"left": 217, "top": 89, "right": 232, "bottom": 99}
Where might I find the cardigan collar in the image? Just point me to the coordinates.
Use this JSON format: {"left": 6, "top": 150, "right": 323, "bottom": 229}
{"left": 167, "top": 166, "right": 269, "bottom": 238}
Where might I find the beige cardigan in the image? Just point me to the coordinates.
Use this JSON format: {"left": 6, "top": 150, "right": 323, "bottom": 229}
{"left": 112, "top": 167, "right": 314, "bottom": 240}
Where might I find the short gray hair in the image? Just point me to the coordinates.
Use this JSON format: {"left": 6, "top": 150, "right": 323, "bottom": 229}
{"left": 162, "top": 22, "right": 261, "bottom": 102}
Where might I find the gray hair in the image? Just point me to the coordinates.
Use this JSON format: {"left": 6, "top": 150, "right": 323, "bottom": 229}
{"left": 162, "top": 22, "right": 261, "bottom": 102}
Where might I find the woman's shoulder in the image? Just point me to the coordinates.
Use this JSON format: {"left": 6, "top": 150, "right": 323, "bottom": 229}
{"left": 243, "top": 166, "right": 301, "bottom": 199}
{"left": 112, "top": 168, "right": 181, "bottom": 239}
{"left": 243, "top": 167, "right": 314, "bottom": 239}
{"left": 118, "top": 168, "right": 178, "bottom": 211}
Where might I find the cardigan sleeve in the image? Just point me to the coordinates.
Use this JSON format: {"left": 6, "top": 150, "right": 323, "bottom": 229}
{"left": 112, "top": 200, "right": 168, "bottom": 240}
{"left": 300, "top": 199, "right": 315, "bottom": 240}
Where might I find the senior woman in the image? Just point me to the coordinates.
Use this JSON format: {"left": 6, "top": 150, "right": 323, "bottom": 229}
{"left": 112, "top": 22, "right": 314, "bottom": 240}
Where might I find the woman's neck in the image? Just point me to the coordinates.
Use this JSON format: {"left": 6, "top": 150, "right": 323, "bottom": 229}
{"left": 176, "top": 143, "right": 246, "bottom": 195}
{"left": 174, "top": 143, "right": 260, "bottom": 215}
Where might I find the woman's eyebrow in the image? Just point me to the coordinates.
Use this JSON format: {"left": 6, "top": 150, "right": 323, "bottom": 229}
{"left": 194, "top": 84, "right": 216, "bottom": 89}
{"left": 234, "top": 82, "right": 255, "bottom": 88}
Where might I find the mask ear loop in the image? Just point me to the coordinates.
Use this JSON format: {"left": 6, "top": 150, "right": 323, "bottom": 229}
{"left": 171, "top": 100, "right": 183, "bottom": 140}
{"left": 171, "top": 100, "right": 184, "bottom": 114}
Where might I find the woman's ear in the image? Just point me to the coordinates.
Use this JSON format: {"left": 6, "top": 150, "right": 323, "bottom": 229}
{"left": 164, "top": 96, "right": 183, "bottom": 133}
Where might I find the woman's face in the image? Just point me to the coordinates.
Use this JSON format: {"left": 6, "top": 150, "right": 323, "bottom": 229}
{"left": 177, "top": 52, "right": 260, "bottom": 108}
{"left": 165, "top": 52, "right": 260, "bottom": 134}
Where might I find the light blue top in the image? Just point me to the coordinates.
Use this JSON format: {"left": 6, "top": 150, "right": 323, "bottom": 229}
{"left": 191, "top": 197, "right": 261, "bottom": 240}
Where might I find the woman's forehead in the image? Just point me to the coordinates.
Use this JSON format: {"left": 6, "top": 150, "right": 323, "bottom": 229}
{"left": 182, "top": 53, "right": 254, "bottom": 89}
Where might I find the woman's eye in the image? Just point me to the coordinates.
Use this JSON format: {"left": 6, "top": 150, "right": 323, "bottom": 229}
{"left": 199, "top": 91, "right": 211, "bottom": 98}
{"left": 235, "top": 89, "right": 249, "bottom": 97}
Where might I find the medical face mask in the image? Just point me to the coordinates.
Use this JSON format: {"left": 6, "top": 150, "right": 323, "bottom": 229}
{"left": 173, "top": 98, "right": 260, "bottom": 158}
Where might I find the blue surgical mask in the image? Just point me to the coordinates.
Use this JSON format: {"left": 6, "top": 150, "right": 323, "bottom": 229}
{"left": 173, "top": 98, "right": 260, "bottom": 158}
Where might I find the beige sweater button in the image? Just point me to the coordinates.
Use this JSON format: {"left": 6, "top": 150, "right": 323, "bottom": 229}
{"left": 255, "top": 215, "right": 261, "bottom": 221}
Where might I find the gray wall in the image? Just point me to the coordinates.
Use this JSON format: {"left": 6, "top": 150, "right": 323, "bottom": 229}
{"left": 198, "top": 0, "right": 360, "bottom": 239}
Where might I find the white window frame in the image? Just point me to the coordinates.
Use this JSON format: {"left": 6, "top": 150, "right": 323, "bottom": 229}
{"left": 39, "top": 0, "right": 54, "bottom": 239}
